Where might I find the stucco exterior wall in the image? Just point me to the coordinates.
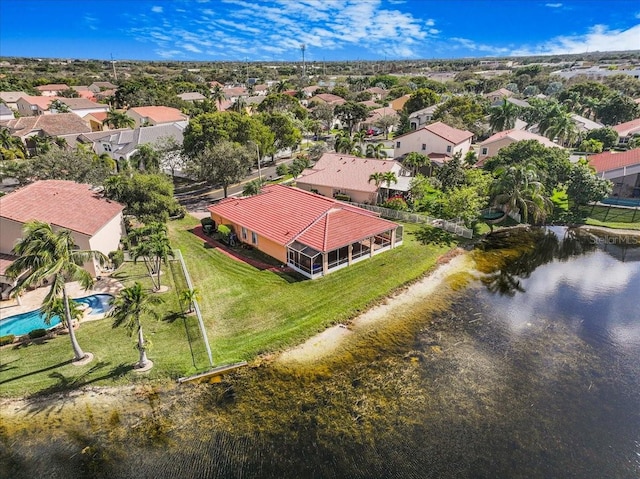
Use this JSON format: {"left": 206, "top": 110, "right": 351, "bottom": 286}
{"left": 395, "top": 130, "right": 471, "bottom": 159}
{"left": 478, "top": 137, "right": 513, "bottom": 161}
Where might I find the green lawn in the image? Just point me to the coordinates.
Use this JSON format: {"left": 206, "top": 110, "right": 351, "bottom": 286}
{"left": 580, "top": 205, "right": 640, "bottom": 230}
{"left": 0, "top": 216, "right": 450, "bottom": 397}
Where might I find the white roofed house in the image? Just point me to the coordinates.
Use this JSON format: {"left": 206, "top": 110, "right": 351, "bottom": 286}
{"left": 612, "top": 118, "right": 640, "bottom": 147}
{"left": 393, "top": 121, "right": 474, "bottom": 164}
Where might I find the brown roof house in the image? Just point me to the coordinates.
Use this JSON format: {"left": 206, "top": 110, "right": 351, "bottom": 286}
{"left": 588, "top": 148, "right": 640, "bottom": 198}
{"left": 0, "top": 180, "right": 126, "bottom": 295}
{"left": 35, "top": 84, "right": 70, "bottom": 96}
{"left": 613, "top": 118, "right": 640, "bottom": 146}
{"left": 393, "top": 121, "right": 473, "bottom": 162}
{"left": 477, "top": 129, "right": 560, "bottom": 164}
{"left": 296, "top": 153, "right": 412, "bottom": 204}
{"left": 1, "top": 113, "right": 91, "bottom": 154}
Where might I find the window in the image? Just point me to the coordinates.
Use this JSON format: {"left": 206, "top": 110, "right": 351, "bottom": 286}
{"left": 241, "top": 227, "right": 247, "bottom": 240}
{"left": 481, "top": 147, "right": 488, "bottom": 155}
{"left": 396, "top": 141, "right": 401, "bottom": 148}
{"left": 102, "top": 143, "right": 112, "bottom": 152}
{"left": 251, "top": 232, "right": 258, "bottom": 245}
{"left": 446, "top": 145, "right": 452, "bottom": 153}
{"left": 421, "top": 143, "right": 426, "bottom": 151}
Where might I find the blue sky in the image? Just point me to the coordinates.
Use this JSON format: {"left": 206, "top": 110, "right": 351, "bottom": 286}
{"left": 1, "top": 0, "right": 638, "bottom": 62}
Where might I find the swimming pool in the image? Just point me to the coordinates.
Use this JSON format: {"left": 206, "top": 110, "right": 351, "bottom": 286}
{"left": 0, "top": 294, "right": 114, "bottom": 337}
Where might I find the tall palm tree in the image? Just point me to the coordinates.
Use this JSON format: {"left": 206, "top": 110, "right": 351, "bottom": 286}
{"left": 211, "top": 85, "right": 225, "bottom": 110}
{"left": 334, "top": 131, "right": 354, "bottom": 154}
{"left": 491, "top": 164, "right": 553, "bottom": 224}
{"left": 6, "top": 221, "right": 107, "bottom": 362}
{"left": 352, "top": 130, "right": 367, "bottom": 152}
{"left": 543, "top": 110, "right": 579, "bottom": 147}
{"left": 231, "top": 97, "right": 247, "bottom": 113}
{"left": 489, "top": 99, "right": 520, "bottom": 132}
{"left": 403, "top": 152, "right": 430, "bottom": 176}
{"left": 381, "top": 171, "right": 398, "bottom": 201}
{"left": 366, "top": 142, "right": 388, "bottom": 159}
{"left": 103, "top": 109, "right": 135, "bottom": 129}
{"left": 129, "top": 144, "right": 160, "bottom": 172}
{"left": 368, "top": 172, "right": 384, "bottom": 204}
{"left": 109, "top": 282, "right": 162, "bottom": 369}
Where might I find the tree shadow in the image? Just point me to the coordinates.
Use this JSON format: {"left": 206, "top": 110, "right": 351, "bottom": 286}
{"left": 0, "top": 358, "right": 74, "bottom": 385}
{"left": 23, "top": 362, "right": 134, "bottom": 412}
{"left": 0, "top": 358, "right": 20, "bottom": 374}
{"left": 163, "top": 310, "right": 186, "bottom": 324}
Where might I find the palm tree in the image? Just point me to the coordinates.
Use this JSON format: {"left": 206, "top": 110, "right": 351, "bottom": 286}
{"left": 129, "top": 144, "right": 160, "bottom": 172}
{"left": 489, "top": 99, "right": 520, "bottom": 132}
{"left": 365, "top": 142, "right": 387, "bottom": 159}
{"left": 109, "top": 282, "right": 162, "bottom": 369}
{"left": 334, "top": 131, "right": 354, "bottom": 154}
{"left": 542, "top": 110, "right": 579, "bottom": 147}
{"left": 211, "top": 85, "right": 225, "bottom": 110}
{"left": 403, "top": 152, "right": 429, "bottom": 176}
{"left": 130, "top": 227, "right": 173, "bottom": 292}
{"left": 368, "top": 172, "right": 384, "bottom": 204}
{"left": 491, "top": 164, "right": 553, "bottom": 224}
{"left": 179, "top": 288, "right": 200, "bottom": 314}
{"left": 381, "top": 171, "right": 398, "bottom": 201}
{"left": 29, "top": 135, "right": 55, "bottom": 156}
{"left": 230, "top": 97, "right": 247, "bottom": 114}
{"left": 6, "top": 221, "right": 107, "bottom": 362}
{"left": 103, "top": 109, "right": 134, "bottom": 129}
{"left": 352, "top": 130, "right": 367, "bottom": 152}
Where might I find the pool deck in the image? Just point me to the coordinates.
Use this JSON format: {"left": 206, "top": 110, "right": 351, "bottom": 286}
{"left": 0, "top": 277, "right": 123, "bottom": 320}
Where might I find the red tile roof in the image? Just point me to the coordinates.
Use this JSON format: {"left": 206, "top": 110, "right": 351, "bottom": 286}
{"left": 588, "top": 148, "right": 640, "bottom": 173}
{"left": 0, "top": 180, "right": 124, "bottom": 236}
{"left": 480, "top": 128, "right": 558, "bottom": 148}
{"left": 35, "top": 84, "right": 70, "bottom": 91}
{"left": 395, "top": 121, "right": 473, "bottom": 144}
{"left": 19, "top": 95, "right": 53, "bottom": 109}
{"left": 127, "top": 106, "right": 187, "bottom": 123}
{"left": 612, "top": 118, "right": 640, "bottom": 137}
{"left": 207, "top": 185, "right": 397, "bottom": 252}
{"left": 312, "top": 93, "right": 346, "bottom": 105}
{"left": 297, "top": 153, "right": 398, "bottom": 193}
{"left": 0, "top": 253, "right": 17, "bottom": 276}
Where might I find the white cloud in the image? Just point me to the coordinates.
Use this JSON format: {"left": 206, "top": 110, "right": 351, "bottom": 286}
{"left": 182, "top": 44, "right": 202, "bottom": 53}
{"left": 425, "top": 18, "right": 435, "bottom": 26}
{"left": 450, "top": 37, "right": 510, "bottom": 55}
{"left": 151, "top": 6, "right": 163, "bottom": 13}
{"left": 545, "top": 3, "right": 562, "bottom": 7}
{"left": 511, "top": 23, "right": 640, "bottom": 56}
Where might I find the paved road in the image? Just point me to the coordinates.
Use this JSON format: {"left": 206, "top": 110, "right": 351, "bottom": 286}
{"left": 176, "top": 160, "right": 290, "bottom": 216}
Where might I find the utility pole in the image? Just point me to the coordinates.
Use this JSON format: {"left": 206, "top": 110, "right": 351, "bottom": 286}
{"left": 110, "top": 54, "right": 117, "bottom": 81}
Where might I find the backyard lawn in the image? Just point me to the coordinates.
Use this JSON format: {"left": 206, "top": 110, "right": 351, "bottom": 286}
{"left": 0, "top": 215, "right": 450, "bottom": 397}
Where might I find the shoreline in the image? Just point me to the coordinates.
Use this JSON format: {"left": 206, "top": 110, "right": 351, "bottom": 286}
{"left": 277, "top": 249, "right": 470, "bottom": 364}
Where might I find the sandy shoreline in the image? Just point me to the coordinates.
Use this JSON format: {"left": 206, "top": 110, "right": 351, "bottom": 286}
{"left": 277, "top": 249, "right": 470, "bottom": 364}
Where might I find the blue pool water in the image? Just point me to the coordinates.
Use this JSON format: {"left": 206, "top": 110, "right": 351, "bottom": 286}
{"left": 601, "top": 197, "right": 640, "bottom": 207}
{"left": 0, "top": 294, "right": 114, "bottom": 337}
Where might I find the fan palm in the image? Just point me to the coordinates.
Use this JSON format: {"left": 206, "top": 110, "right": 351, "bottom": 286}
{"left": 109, "top": 282, "right": 162, "bottom": 369}
{"left": 6, "top": 221, "right": 107, "bottom": 362}
{"left": 491, "top": 164, "right": 553, "bottom": 224}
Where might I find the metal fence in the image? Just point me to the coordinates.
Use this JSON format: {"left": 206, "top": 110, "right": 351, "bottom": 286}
{"left": 173, "top": 249, "right": 214, "bottom": 368}
{"left": 349, "top": 203, "right": 473, "bottom": 239}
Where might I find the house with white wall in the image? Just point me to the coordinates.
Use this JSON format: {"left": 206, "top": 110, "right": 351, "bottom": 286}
{"left": 393, "top": 121, "right": 473, "bottom": 160}
{"left": 477, "top": 129, "right": 561, "bottom": 163}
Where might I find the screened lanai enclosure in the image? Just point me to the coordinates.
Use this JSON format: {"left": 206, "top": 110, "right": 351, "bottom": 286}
{"left": 286, "top": 226, "right": 403, "bottom": 279}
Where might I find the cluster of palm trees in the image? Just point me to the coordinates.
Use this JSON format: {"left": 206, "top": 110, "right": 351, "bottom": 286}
{"left": 368, "top": 171, "right": 398, "bottom": 204}
{"left": 127, "top": 222, "right": 174, "bottom": 292}
{"left": 334, "top": 130, "right": 388, "bottom": 158}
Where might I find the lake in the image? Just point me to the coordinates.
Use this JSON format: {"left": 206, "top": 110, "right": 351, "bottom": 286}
{"left": 1, "top": 227, "right": 639, "bottom": 478}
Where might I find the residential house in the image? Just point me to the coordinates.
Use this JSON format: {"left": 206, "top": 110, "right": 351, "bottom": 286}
{"left": 95, "top": 89, "right": 116, "bottom": 103}
{"left": 207, "top": 184, "right": 403, "bottom": 279}
{"left": 88, "top": 81, "right": 117, "bottom": 93}
{"left": 15, "top": 96, "right": 109, "bottom": 118}
{"left": 0, "top": 91, "right": 27, "bottom": 110}
{"left": 612, "top": 118, "right": 640, "bottom": 146}
{"left": 408, "top": 103, "right": 442, "bottom": 130}
{"left": 177, "top": 92, "right": 207, "bottom": 102}
{"left": 364, "top": 87, "right": 388, "bottom": 101}
{"left": 35, "top": 84, "right": 70, "bottom": 96}
{"left": 84, "top": 111, "right": 109, "bottom": 132}
{"left": 393, "top": 121, "right": 474, "bottom": 161}
{"left": 361, "top": 107, "right": 398, "bottom": 135}
{"left": 67, "top": 122, "right": 185, "bottom": 162}
{"left": 223, "top": 87, "right": 248, "bottom": 102}
{"left": 125, "top": 106, "right": 188, "bottom": 128}
{"left": 0, "top": 180, "right": 126, "bottom": 297}
{"left": 302, "top": 85, "right": 321, "bottom": 97}
{"left": 0, "top": 104, "right": 15, "bottom": 121}
{"left": 477, "top": 129, "right": 560, "bottom": 163}
{"left": 358, "top": 100, "right": 380, "bottom": 109}
{"left": 1, "top": 113, "right": 91, "bottom": 154}
{"left": 310, "top": 93, "right": 346, "bottom": 106}
{"left": 296, "top": 153, "right": 411, "bottom": 204}
{"left": 388, "top": 94, "right": 411, "bottom": 112}
{"left": 588, "top": 148, "right": 640, "bottom": 198}
{"left": 253, "top": 84, "right": 269, "bottom": 96}
{"left": 485, "top": 88, "right": 514, "bottom": 103}
{"left": 570, "top": 114, "right": 604, "bottom": 135}
{"left": 490, "top": 97, "right": 530, "bottom": 109}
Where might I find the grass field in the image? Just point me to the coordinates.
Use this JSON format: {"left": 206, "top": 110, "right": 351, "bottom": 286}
{"left": 580, "top": 204, "right": 640, "bottom": 230}
{"left": 0, "top": 216, "right": 450, "bottom": 397}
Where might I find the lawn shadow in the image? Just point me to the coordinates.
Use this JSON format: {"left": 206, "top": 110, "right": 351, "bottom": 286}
{"left": 163, "top": 310, "right": 186, "bottom": 324}
{"left": 0, "top": 358, "right": 20, "bottom": 374}
{"left": 0, "top": 358, "right": 74, "bottom": 385}
{"left": 24, "top": 362, "right": 134, "bottom": 412}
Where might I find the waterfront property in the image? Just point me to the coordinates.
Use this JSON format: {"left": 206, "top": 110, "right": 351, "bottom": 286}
{"left": 0, "top": 180, "right": 126, "bottom": 298}
{"left": 208, "top": 185, "right": 403, "bottom": 279}
{"left": 589, "top": 148, "right": 640, "bottom": 198}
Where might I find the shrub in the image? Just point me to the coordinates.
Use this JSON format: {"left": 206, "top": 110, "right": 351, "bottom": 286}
{"left": 0, "top": 334, "right": 15, "bottom": 346}
{"left": 28, "top": 328, "right": 48, "bottom": 339}
{"left": 384, "top": 196, "right": 408, "bottom": 211}
{"left": 276, "top": 163, "right": 289, "bottom": 176}
{"left": 109, "top": 249, "right": 125, "bottom": 269}
{"left": 334, "top": 193, "right": 351, "bottom": 201}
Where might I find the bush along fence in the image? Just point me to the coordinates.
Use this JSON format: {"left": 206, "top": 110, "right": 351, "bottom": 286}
{"left": 349, "top": 203, "right": 474, "bottom": 239}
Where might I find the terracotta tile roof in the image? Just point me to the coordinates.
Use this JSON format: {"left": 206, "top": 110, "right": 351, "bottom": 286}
{"left": 19, "top": 95, "right": 53, "bottom": 109}
{"left": 486, "top": 88, "right": 514, "bottom": 98}
{"left": 0, "top": 253, "right": 18, "bottom": 277}
{"left": 0, "top": 180, "right": 124, "bottom": 236}
{"left": 4, "top": 113, "right": 91, "bottom": 137}
{"left": 208, "top": 185, "right": 396, "bottom": 252}
{"left": 359, "top": 100, "right": 380, "bottom": 108}
{"left": 588, "top": 148, "right": 640, "bottom": 173}
{"left": 395, "top": 121, "right": 473, "bottom": 144}
{"left": 58, "top": 97, "right": 106, "bottom": 110}
{"left": 365, "top": 87, "right": 388, "bottom": 96}
{"left": 0, "top": 91, "right": 27, "bottom": 103}
{"left": 612, "top": 118, "right": 640, "bottom": 137}
{"left": 480, "top": 128, "right": 559, "bottom": 148}
{"left": 367, "top": 106, "right": 397, "bottom": 122}
{"left": 77, "top": 90, "right": 97, "bottom": 101}
{"left": 35, "top": 84, "right": 70, "bottom": 92}
{"left": 127, "top": 106, "right": 187, "bottom": 123}
{"left": 87, "top": 111, "right": 108, "bottom": 122}
{"left": 312, "top": 93, "right": 346, "bottom": 105}
{"left": 297, "top": 153, "right": 398, "bottom": 193}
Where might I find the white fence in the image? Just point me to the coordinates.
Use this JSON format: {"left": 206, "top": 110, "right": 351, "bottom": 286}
{"left": 349, "top": 203, "right": 473, "bottom": 239}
